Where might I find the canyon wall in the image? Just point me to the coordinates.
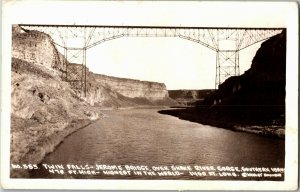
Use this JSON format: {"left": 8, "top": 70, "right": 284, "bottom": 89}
{"left": 10, "top": 25, "right": 175, "bottom": 176}
{"left": 12, "top": 25, "right": 66, "bottom": 77}
{"left": 201, "top": 30, "right": 286, "bottom": 127}
{"left": 199, "top": 30, "right": 286, "bottom": 128}
{"left": 93, "top": 74, "right": 169, "bottom": 99}
{"left": 205, "top": 30, "right": 286, "bottom": 109}
{"left": 159, "top": 30, "right": 286, "bottom": 138}
{"left": 64, "top": 65, "right": 172, "bottom": 106}
{"left": 11, "top": 27, "right": 102, "bottom": 177}
{"left": 12, "top": 25, "right": 173, "bottom": 107}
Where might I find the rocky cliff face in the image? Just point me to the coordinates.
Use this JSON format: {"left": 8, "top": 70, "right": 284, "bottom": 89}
{"left": 205, "top": 30, "right": 286, "bottom": 137}
{"left": 94, "top": 74, "right": 169, "bottom": 99}
{"left": 203, "top": 30, "right": 286, "bottom": 129}
{"left": 64, "top": 65, "right": 174, "bottom": 107}
{"left": 10, "top": 25, "right": 176, "bottom": 177}
{"left": 159, "top": 30, "right": 286, "bottom": 138}
{"left": 12, "top": 25, "right": 174, "bottom": 107}
{"left": 11, "top": 54, "right": 102, "bottom": 178}
{"left": 12, "top": 25, "right": 66, "bottom": 77}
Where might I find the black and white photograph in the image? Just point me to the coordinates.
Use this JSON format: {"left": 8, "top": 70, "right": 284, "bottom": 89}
{"left": 1, "top": 0, "right": 298, "bottom": 190}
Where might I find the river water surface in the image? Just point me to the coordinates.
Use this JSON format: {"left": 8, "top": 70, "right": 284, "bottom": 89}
{"left": 31, "top": 108, "right": 285, "bottom": 180}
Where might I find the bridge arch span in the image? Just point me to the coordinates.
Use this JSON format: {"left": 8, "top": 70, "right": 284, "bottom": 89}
{"left": 19, "top": 24, "right": 283, "bottom": 96}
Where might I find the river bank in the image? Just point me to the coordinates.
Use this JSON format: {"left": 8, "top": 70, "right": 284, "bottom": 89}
{"left": 12, "top": 105, "right": 285, "bottom": 178}
{"left": 158, "top": 107, "right": 285, "bottom": 139}
{"left": 10, "top": 116, "right": 99, "bottom": 178}
{"left": 10, "top": 105, "right": 168, "bottom": 178}
{"left": 10, "top": 26, "right": 177, "bottom": 178}
{"left": 163, "top": 31, "right": 286, "bottom": 139}
{"left": 29, "top": 108, "right": 285, "bottom": 180}
{"left": 10, "top": 58, "right": 104, "bottom": 178}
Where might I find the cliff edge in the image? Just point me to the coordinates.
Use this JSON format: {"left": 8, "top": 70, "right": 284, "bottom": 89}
{"left": 10, "top": 25, "right": 175, "bottom": 177}
{"left": 160, "top": 30, "right": 286, "bottom": 138}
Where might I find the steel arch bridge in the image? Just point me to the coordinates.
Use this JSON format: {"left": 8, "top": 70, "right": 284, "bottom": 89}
{"left": 19, "top": 24, "right": 284, "bottom": 97}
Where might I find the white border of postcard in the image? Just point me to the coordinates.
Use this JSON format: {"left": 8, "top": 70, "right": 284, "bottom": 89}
{"left": 1, "top": 0, "right": 298, "bottom": 190}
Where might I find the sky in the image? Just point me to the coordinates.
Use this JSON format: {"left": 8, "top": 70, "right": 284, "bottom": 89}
{"left": 85, "top": 36, "right": 262, "bottom": 90}
{"left": 4, "top": 1, "right": 288, "bottom": 89}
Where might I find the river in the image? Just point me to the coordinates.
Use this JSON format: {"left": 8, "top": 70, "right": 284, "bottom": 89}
{"left": 30, "top": 108, "right": 285, "bottom": 180}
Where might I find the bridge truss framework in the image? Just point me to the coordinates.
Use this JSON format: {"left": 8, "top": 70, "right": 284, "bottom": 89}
{"left": 19, "top": 24, "right": 283, "bottom": 96}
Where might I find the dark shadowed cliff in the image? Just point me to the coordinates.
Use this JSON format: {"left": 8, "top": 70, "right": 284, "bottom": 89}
{"left": 160, "top": 30, "right": 286, "bottom": 138}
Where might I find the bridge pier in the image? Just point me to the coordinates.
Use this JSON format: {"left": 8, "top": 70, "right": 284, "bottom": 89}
{"left": 64, "top": 47, "right": 87, "bottom": 97}
{"left": 215, "top": 50, "right": 240, "bottom": 89}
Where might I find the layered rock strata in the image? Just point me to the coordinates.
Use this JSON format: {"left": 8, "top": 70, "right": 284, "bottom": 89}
{"left": 10, "top": 25, "right": 175, "bottom": 178}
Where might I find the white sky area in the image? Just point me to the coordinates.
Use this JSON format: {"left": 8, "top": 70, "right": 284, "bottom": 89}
{"left": 86, "top": 37, "right": 261, "bottom": 89}
{"left": 4, "top": 1, "right": 287, "bottom": 89}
